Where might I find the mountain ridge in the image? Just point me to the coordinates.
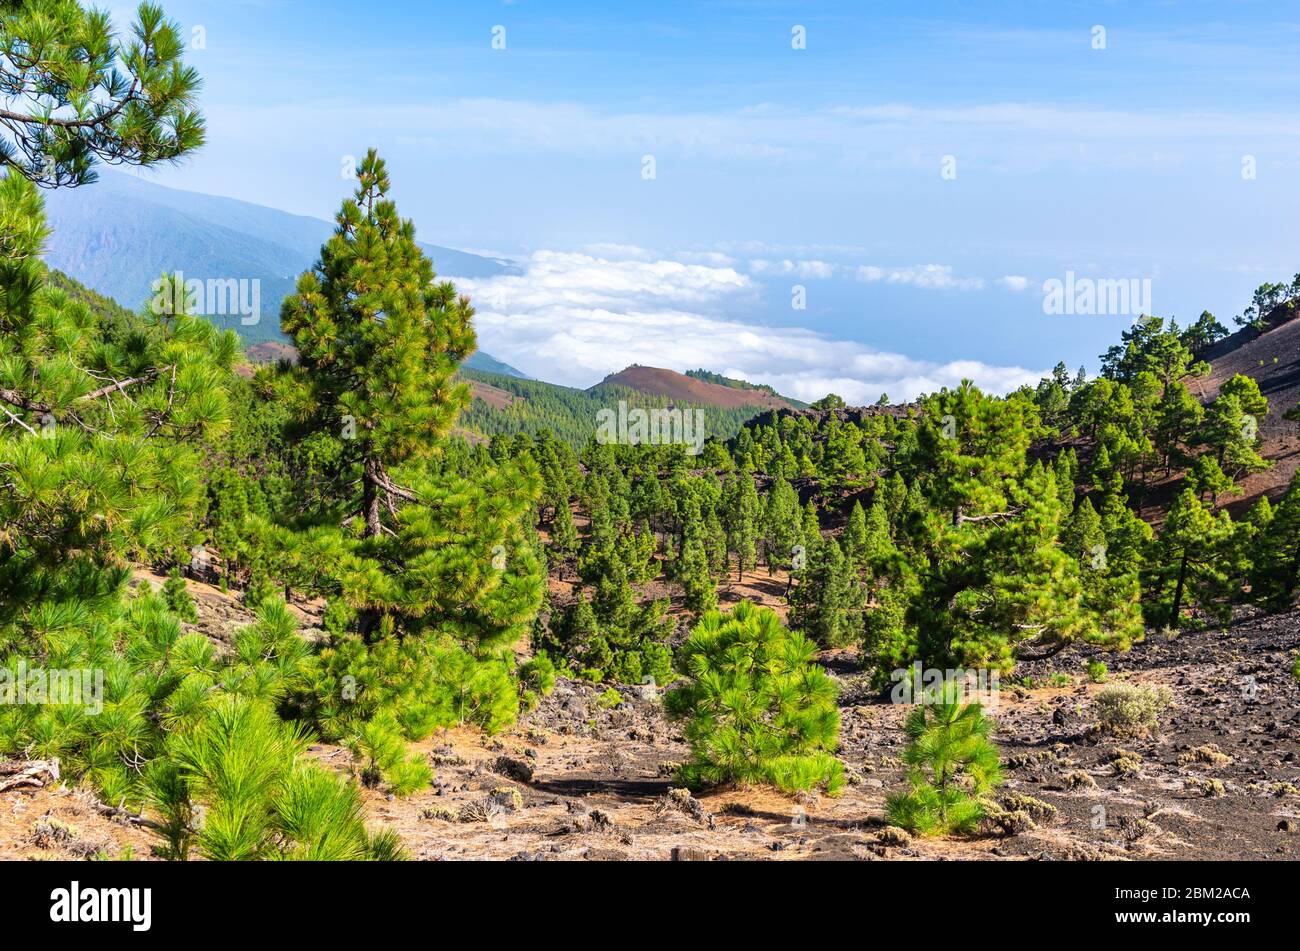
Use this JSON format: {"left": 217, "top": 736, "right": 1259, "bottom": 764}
{"left": 40, "top": 173, "right": 520, "bottom": 345}
{"left": 591, "top": 364, "right": 797, "bottom": 411}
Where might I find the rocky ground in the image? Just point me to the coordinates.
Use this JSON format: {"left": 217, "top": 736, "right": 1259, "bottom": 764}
{"left": 331, "top": 607, "right": 1299, "bottom": 861}
{"left": 3, "top": 584, "right": 1298, "bottom": 861}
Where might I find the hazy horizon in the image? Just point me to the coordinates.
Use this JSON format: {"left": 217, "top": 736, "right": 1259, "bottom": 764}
{"left": 99, "top": 0, "right": 1300, "bottom": 401}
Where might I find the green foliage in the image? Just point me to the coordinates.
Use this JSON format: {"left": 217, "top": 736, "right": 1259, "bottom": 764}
{"left": 302, "top": 633, "right": 521, "bottom": 741}
{"left": 1252, "top": 472, "right": 1300, "bottom": 610}
{"left": 161, "top": 568, "right": 197, "bottom": 622}
{"left": 791, "top": 536, "right": 861, "bottom": 648}
{"left": 347, "top": 711, "right": 433, "bottom": 797}
{"left": 1151, "top": 489, "right": 1235, "bottom": 627}
{"left": 597, "top": 687, "right": 624, "bottom": 709}
{"left": 0, "top": 1, "right": 204, "bottom": 186}
{"left": 1086, "top": 660, "right": 1109, "bottom": 683}
{"left": 886, "top": 688, "right": 1003, "bottom": 836}
{"left": 154, "top": 694, "right": 400, "bottom": 860}
{"left": 665, "top": 602, "right": 844, "bottom": 795}
{"left": 1, "top": 173, "right": 237, "bottom": 618}
{"left": 519, "top": 653, "right": 557, "bottom": 697}
{"left": 263, "top": 152, "right": 546, "bottom": 748}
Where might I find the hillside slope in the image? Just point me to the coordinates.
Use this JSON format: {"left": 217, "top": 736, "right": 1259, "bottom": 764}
{"left": 592, "top": 365, "right": 796, "bottom": 411}
{"left": 41, "top": 173, "right": 519, "bottom": 344}
{"left": 244, "top": 340, "right": 528, "bottom": 380}
{"left": 1198, "top": 314, "right": 1300, "bottom": 508}
{"left": 461, "top": 368, "right": 767, "bottom": 447}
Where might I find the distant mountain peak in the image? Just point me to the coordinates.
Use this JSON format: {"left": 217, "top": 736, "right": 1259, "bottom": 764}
{"left": 592, "top": 365, "right": 796, "bottom": 411}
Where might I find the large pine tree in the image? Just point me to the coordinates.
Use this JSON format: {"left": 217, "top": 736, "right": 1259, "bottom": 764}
{"left": 277, "top": 151, "right": 543, "bottom": 736}
{"left": 281, "top": 150, "right": 476, "bottom": 541}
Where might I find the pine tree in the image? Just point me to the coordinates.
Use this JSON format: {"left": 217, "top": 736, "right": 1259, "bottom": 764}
{"left": 1180, "top": 311, "right": 1229, "bottom": 352}
{"left": 911, "top": 464, "right": 1097, "bottom": 671}
{"left": 1153, "top": 381, "right": 1203, "bottom": 475}
{"left": 886, "top": 687, "right": 1003, "bottom": 836}
{"left": 1098, "top": 472, "right": 1152, "bottom": 575}
{"left": 1252, "top": 472, "right": 1300, "bottom": 611}
{"left": 548, "top": 495, "right": 579, "bottom": 579}
{"left": 859, "top": 501, "right": 898, "bottom": 581}
{"left": 722, "top": 470, "right": 760, "bottom": 581}
{"left": 761, "top": 476, "right": 802, "bottom": 575}
{"left": 281, "top": 150, "right": 476, "bottom": 542}
{"left": 1062, "top": 497, "right": 1105, "bottom": 564}
{"left": 912, "top": 381, "right": 1033, "bottom": 525}
{"left": 1063, "top": 497, "right": 1144, "bottom": 654}
{"left": 1154, "top": 489, "right": 1235, "bottom": 627}
{"left": 665, "top": 602, "right": 844, "bottom": 794}
{"left": 843, "top": 500, "right": 868, "bottom": 562}
{"left": 677, "top": 530, "right": 717, "bottom": 616}
{"left": 1193, "top": 377, "right": 1269, "bottom": 491}
{"left": 1, "top": 173, "right": 236, "bottom": 643}
{"left": 162, "top": 567, "right": 198, "bottom": 622}
{"left": 791, "top": 537, "right": 859, "bottom": 647}
{"left": 1188, "top": 454, "right": 1234, "bottom": 506}
{"left": 278, "top": 151, "right": 543, "bottom": 651}
{"left": 153, "top": 694, "right": 401, "bottom": 860}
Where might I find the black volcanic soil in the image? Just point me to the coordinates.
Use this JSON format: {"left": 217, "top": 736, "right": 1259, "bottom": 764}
{"left": 8, "top": 589, "right": 1295, "bottom": 861}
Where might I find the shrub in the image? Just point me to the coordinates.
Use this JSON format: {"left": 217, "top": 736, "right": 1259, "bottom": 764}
{"left": 1086, "top": 660, "right": 1108, "bottom": 684}
{"left": 664, "top": 601, "right": 844, "bottom": 795}
{"left": 348, "top": 711, "right": 433, "bottom": 797}
{"left": 161, "top": 568, "right": 198, "bottom": 622}
{"left": 519, "top": 654, "right": 557, "bottom": 697}
{"left": 1094, "top": 683, "right": 1171, "bottom": 736}
{"left": 886, "top": 686, "right": 1003, "bottom": 836}
{"left": 597, "top": 687, "right": 624, "bottom": 709}
{"left": 150, "top": 695, "right": 402, "bottom": 860}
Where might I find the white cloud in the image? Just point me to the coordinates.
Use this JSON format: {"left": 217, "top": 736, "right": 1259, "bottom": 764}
{"left": 854, "top": 264, "right": 985, "bottom": 291}
{"left": 997, "top": 275, "right": 1033, "bottom": 292}
{"left": 451, "top": 250, "right": 1043, "bottom": 404}
{"left": 749, "top": 259, "right": 836, "bottom": 279}
{"left": 673, "top": 250, "right": 736, "bottom": 267}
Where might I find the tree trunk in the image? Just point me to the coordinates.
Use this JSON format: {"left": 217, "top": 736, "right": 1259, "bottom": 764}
{"left": 363, "top": 455, "right": 382, "bottom": 539}
{"left": 1169, "top": 551, "right": 1188, "bottom": 627}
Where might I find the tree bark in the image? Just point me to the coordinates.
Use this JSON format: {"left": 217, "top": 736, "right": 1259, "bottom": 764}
{"left": 363, "top": 455, "right": 382, "bottom": 539}
{"left": 1169, "top": 551, "right": 1188, "bottom": 627}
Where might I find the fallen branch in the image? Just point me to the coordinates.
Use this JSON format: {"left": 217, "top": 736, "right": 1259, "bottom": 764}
{"left": 90, "top": 801, "right": 166, "bottom": 832}
{"left": 0, "top": 758, "right": 60, "bottom": 792}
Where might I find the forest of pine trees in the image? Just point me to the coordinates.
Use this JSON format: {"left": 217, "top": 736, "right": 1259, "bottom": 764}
{"left": 1, "top": 0, "right": 1299, "bottom": 861}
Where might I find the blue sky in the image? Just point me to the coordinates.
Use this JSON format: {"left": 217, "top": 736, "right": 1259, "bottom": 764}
{"left": 111, "top": 0, "right": 1300, "bottom": 400}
